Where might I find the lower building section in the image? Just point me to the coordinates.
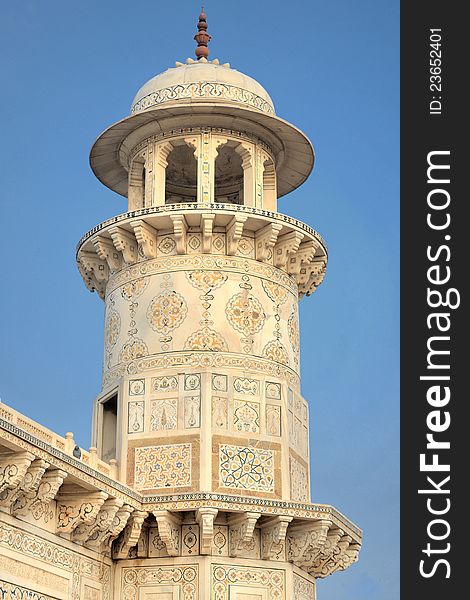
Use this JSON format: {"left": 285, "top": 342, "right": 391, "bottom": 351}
{"left": 116, "top": 557, "right": 316, "bottom": 600}
{"left": 0, "top": 403, "right": 360, "bottom": 599}
{"left": 0, "top": 510, "right": 316, "bottom": 600}
{"left": 0, "top": 512, "right": 113, "bottom": 599}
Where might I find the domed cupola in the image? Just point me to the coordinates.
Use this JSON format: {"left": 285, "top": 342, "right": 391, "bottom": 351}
{"left": 89, "top": 8, "right": 314, "bottom": 200}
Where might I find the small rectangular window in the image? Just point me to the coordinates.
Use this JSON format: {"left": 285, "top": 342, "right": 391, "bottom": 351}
{"left": 101, "top": 393, "right": 118, "bottom": 462}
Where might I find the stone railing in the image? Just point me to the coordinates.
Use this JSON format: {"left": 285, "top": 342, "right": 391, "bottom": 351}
{"left": 0, "top": 402, "right": 113, "bottom": 479}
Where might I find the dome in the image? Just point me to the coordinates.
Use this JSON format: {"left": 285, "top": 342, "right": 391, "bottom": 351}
{"left": 90, "top": 58, "right": 314, "bottom": 200}
{"left": 131, "top": 60, "right": 275, "bottom": 116}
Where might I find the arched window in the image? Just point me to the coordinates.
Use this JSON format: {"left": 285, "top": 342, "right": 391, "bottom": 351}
{"left": 128, "top": 155, "right": 146, "bottom": 211}
{"left": 214, "top": 142, "right": 244, "bottom": 204}
{"left": 263, "top": 157, "right": 277, "bottom": 211}
{"left": 165, "top": 141, "right": 198, "bottom": 204}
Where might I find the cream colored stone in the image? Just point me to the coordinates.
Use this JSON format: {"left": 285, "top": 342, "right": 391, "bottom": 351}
{"left": 0, "top": 21, "right": 363, "bottom": 599}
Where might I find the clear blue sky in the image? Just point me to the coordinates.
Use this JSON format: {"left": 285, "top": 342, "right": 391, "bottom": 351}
{"left": 0, "top": 1, "right": 399, "bottom": 598}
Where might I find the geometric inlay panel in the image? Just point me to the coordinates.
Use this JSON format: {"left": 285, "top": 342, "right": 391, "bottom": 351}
{"left": 219, "top": 445, "right": 274, "bottom": 492}
{"left": 134, "top": 444, "right": 191, "bottom": 490}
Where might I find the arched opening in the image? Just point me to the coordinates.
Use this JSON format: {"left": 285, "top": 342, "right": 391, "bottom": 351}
{"left": 128, "top": 156, "right": 146, "bottom": 211}
{"left": 263, "top": 157, "right": 277, "bottom": 211}
{"left": 165, "top": 141, "right": 198, "bottom": 204}
{"left": 214, "top": 143, "right": 244, "bottom": 204}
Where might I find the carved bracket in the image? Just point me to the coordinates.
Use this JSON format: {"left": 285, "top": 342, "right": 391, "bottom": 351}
{"left": 153, "top": 510, "right": 182, "bottom": 556}
{"left": 287, "top": 519, "right": 332, "bottom": 568}
{"left": 0, "top": 451, "right": 35, "bottom": 494}
{"left": 287, "top": 240, "right": 318, "bottom": 276}
{"left": 155, "top": 141, "right": 174, "bottom": 169}
{"left": 255, "top": 223, "right": 283, "bottom": 262}
{"left": 56, "top": 491, "right": 108, "bottom": 534}
{"left": 170, "top": 215, "right": 188, "bottom": 254}
{"left": 0, "top": 458, "right": 49, "bottom": 509}
{"left": 235, "top": 142, "right": 253, "bottom": 170}
{"left": 93, "top": 236, "right": 122, "bottom": 271}
{"left": 332, "top": 541, "right": 361, "bottom": 574}
{"left": 131, "top": 219, "right": 157, "bottom": 259}
{"left": 79, "top": 251, "right": 109, "bottom": 282}
{"left": 228, "top": 511, "right": 261, "bottom": 557}
{"left": 201, "top": 213, "right": 215, "bottom": 253}
{"left": 311, "top": 532, "right": 352, "bottom": 578}
{"left": 12, "top": 468, "right": 67, "bottom": 519}
{"left": 196, "top": 507, "right": 218, "bottom": 555}
{"left": 112, "top": 509, "right": 147, "bottom": 559}
{"left": 273, "top": 231, "right": 305, "bottom": 269}
{"left": 109, "top": 226, "right": 138, "bottom": 265}
{"left": 307, "top": 527, "right": 344, "bottom": 577}
{"left": 98, "top": 504, "right": 134, "bottom": 549}
{"left": 297, "top": 258, "right": 327, "bottom": 297}
{"left": 73, "top": 497, "right": 124, "bottom": 544}
{"left": 77, "top": 260, "right": 106, "bottom": 299}
{"left": 260, "top": 515, "right": 293, "bottom": 560}
{"left": 226, "top": 214, "right": 248, "bottom": 255}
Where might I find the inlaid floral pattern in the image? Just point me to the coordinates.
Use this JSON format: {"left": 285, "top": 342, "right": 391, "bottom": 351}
{"left": 233, "top": 400, "right": 260, "bottom": 433}
{"left": 150, "top": 399, "right": 178, "bottom": 431}
{"left": 147, "top": 290, "right": 187, "bottom": 335}
{"left": 187, "top": 270, "right": 228, "bottom": 291}
{"left": 185, "top": 328, "right": 228, "bottom": 351}
{"left": 288, "top": 311, "right": 300, "bottom": 355}
{"left": 120, "top": 278, "right": 148, "bottom": 301}
{"left": 104, "top": 310, "right": 121, "bottom": 351}
{"left": 262, "top": 280, "right": 289, "bottom": 305}
{"left": 263, "top": 340, "right": 289, "bottom": 366}
{"left": 119, "top": 338, "right": 148, "bottom": 363}
{"left": 225, "top": 292, "right": 266, "bottom": 337}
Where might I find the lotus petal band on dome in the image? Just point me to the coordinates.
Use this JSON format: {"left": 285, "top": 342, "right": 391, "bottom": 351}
{"left": 130, "top": 62, "right": 275, "bottom": 115}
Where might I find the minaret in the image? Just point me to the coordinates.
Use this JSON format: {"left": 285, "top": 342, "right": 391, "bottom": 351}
{"left": 76, "top": 10, "right": 361, "bottom": 596}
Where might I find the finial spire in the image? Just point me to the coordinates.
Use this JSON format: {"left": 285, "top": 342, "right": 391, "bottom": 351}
{"left": 194, "top": 6, "right": 211, "bottom": 60}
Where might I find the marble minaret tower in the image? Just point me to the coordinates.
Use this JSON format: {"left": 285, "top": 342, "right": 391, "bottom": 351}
{"left": 0, "top": 10, "right": 361, "bottom": 599}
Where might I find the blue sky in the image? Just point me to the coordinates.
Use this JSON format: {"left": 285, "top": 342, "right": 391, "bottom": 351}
{"left": 0, "top": 1, "right": 399, "bottom": 598}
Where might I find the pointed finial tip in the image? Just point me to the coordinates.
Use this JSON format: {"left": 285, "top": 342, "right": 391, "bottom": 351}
{"left": 194, "top": 6, "right": 211, "bottom": 60}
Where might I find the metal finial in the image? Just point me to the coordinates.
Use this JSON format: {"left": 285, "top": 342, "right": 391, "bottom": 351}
{"left": 194, "top": 6, "right": 211, "bottom": 60}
